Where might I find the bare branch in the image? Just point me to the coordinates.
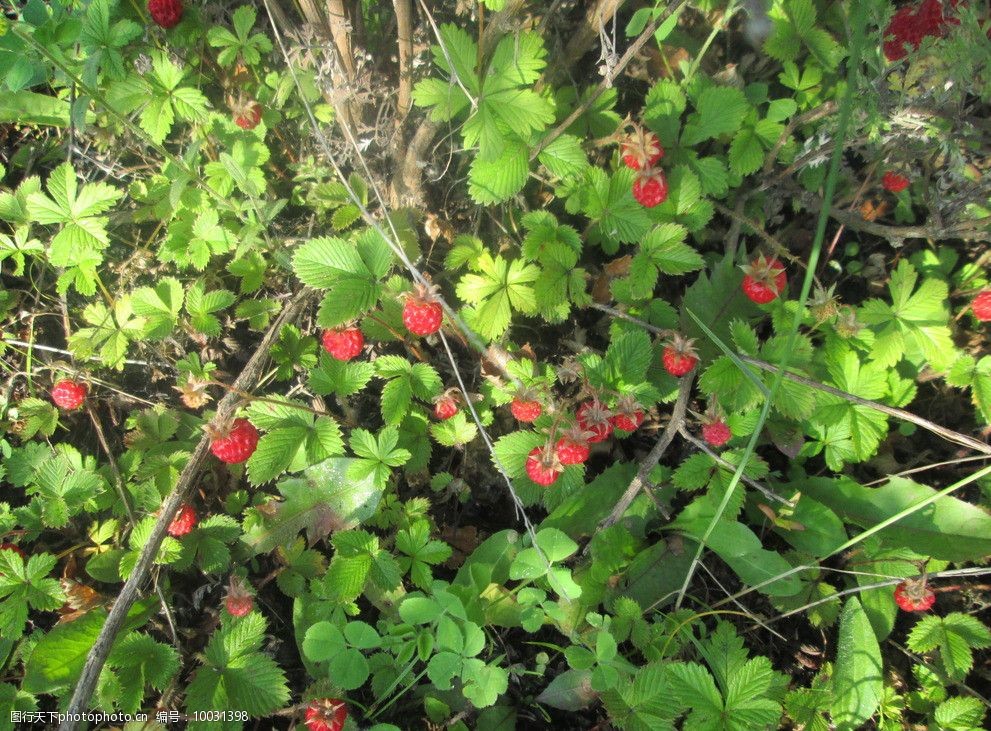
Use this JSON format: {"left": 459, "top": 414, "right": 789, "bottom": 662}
{"left": 599, "top": 374, "right": 694, "bottom": 529}
{"left": 740, "top": 354, "right": 991, "bottom": 457}
{"left": 531, "top": 0, "right": 691, "bottom": 161}
{"left": 393, "top": 0, "right": 414, "bottom": 121}
{"left": 677, "top": 425, "right": 794, "bottom": 507}
{"left": 61, "top": 289, "right": 317, "bottom": 728}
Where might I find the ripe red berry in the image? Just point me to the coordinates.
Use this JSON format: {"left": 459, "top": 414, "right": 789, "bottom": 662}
{"left": 702, "top": 420, "right": 732, "bottom": 448}
{"left": 621, "top": 128, "right": 664, "bottom": 170}
{"left": 234, "top": 102, "right": 263, "bottom": 130}
{"left": 168, "top": 504, "right": 197, "bottom": 537}
{"left": 433, "top": 395, "right": 458, "bottom": 420}
{"left": 321, "top": 327, "right": 364, "bottom": 361}
{"left": 209, "top": 418, "right": 260, "bottom": 464}
{"left": 304, "top": 699, "right": 348, "bottom": 731}
{"left": 662, "top": 334, "right": 698, "bottom": 377}
{"left": 555, "top": 437, "right": 590, "bottom": 466}
{"left": 741, "top": 255, "right": 787, "bottom": 304}
{"left": 882, "top": 171, "right": 910, "bottom": 193}
{"left": 224, "top": 578, "right": 254, "bottom": 617}
{"left": 883, "top": 0, "right": 959, "bottom": 61}
{"left": 147, "top": 0, "right": 183, "bottom": 29}
{"left": 632, "top": 170, "right": 668, "bottom": 208}
{"left": 894, "top": 579, "right": 936, "bottom": 612}
{"left": 402, "top": 284, "right": 443, "bottom": 336}
{"left": 611, "top": 409, "right": 644, "bottom": 433}
{"left": 971, "top": 290, "right": 991, "bottom": 322}
{"left": 510, "top": 398, "right": 542, "bottom": 423}
{"left": 51, "top": 380, "right": 88, "bottom": 410}
{"left": 525, "top": 446, "right": 561, "bottom": 487}
{"left": 576, "top": 400, "right": 613, "bottom": 443}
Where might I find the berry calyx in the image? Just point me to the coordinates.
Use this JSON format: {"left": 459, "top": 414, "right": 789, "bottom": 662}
{"left": 971, "top": 290, "right": 991, "bottom": 322}
{"left": 662, "top": 334, "right": 698, "bottom": 377}
{"left": 304, "top": 698, "right": 348, "bottom": 731}
{"left": 147, "top": 0, "right": 183, "bottom": 29}
{"left": 632, "top": 169, "right": 669, "bottom": 208}
{"left": 882, "top": 171, "right": 910, "bottom": 193}
{"left": 576, "top": 399, "right": 613, "bottom": 443}
{"left": 433, "top": 389, "right": 459, "bottom": 420}
{"left": 51, "top": 380, "right": 88, "bottom": 410}
{"left": 741, "top": 254, "right": 787, "bottom": 304}
{"left": 321, "top": 326, "right": 364, "bottom": 361}
{"left": 233, "top": 101, "right": 263, "bottom": 130}
{"left": 621, "top": 127, "right": 664, "bottom": 170}
{"left": 510, "top": 390, "right": 542, "bottom": 423}
{"left": 168, "top": 504, "right": 197, "bottom": 537}
{"left": 525, "top": 445, "right": 562, "bottom": 487}
{"left": 208, "top": 418, "right": 260, "bottom": 464}
{"left": 894, "top": 578, "right": 936, "bottom": 612}
{"left": 610, "top": 396, "right": 644, "bottom": 434}
{"left": 402, "top": 283, "right": 444, "bottom": 336}
{"left": 224, "top": 577, "right": 254, "bottom": 617}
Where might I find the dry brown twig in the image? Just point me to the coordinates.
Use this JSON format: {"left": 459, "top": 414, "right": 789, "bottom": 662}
{"left": 531, "top": 0, "right": 692, "bottom": 161}
{"left": 61, "top": 289, "right": 318, "bottom": 728}
{"left": 676, "top": 424, "right": 794, "bottom": 507}
{"left": 599, "top": 374, "right": 695, "bottom": 530}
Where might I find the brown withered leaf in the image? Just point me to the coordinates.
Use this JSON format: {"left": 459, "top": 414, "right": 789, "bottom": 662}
{"left": 440, "top": 525, "right": 482, "bottom": 569}
{"left": 859, "top": 198, "right": 889, "bottom": 222}
{"left": 424, "top": 212, "right": 454, "bottom": 244}
{"left": 58, "top": 579, "right": 107, "bottom": 623}
{"left": 592, "top": 255, "right": 633, "bottom": 303}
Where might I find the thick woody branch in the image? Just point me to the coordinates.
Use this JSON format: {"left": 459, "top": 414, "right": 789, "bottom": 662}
{"left": 393, "top": 0, "right": 414, "bottom": 121}
{"left": 61, "top": 289, "right": 318, "bottom": 729}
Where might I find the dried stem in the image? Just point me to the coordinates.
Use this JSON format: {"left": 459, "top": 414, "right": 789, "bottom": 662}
{"left": 61, "top": 289, "right": 317, "bottom": 728}
{"left": 599, "top": 374, "right": 694, "bottom": 529}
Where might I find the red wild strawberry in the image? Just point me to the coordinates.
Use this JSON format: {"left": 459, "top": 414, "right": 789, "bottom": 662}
{"left": 702, "top": 420, "right": 732, "bottom": 448}
{"left": 304, "top": 698, "right": 348, "bottom": 731}
{"left": 510, "top": 389, "right": 542, "bottom": 423}
{"left": 971, "top": 290, "right": 991, "bottom": 322}
{"left": 611, "top": 409, "right": 644, "bottom": 433}
{"left": 555, "top": 437, "right": 590, "bottom": 466}
{"left": 224, "top": 577, "right": 254, "bottom": 617}
{"left": 894, "top": 579, "right": 936, "bottom": 612}
{"left": 576, "top": 399, "right": 613, "bottom": 443}
{"left": 883, "top": 0, "right": 959, "bottom": 61}
{"left": 147, "top": 0, "right": 183, "bottom": 29}
{"left": 662, "top": 334, "right": 698, "bottom": 377}
{"left": 882, "top": 171, "right": 910, "bottom": 193}
{"left": 525, "top": 446, "right": 562, "bottom": 487}
{"left": 51, "top": 380, "right": 88, "bottom": 410}
{"left": 632, "top": 169, "right": 668, "bottom": 208}
{"left": 234, "top": 101, "right": 263, "bottom": 130}
{"left": 621, "top": 127, "right": 664, "bottom": 170}
{"left": 433, "top": 394, "right": 458, "bottom": 420}
{"left": 402, "top": 282, "right": 443, "bottom": 336}
{"left": 321, "top": 326, "right": 364, "bottom": 361}
{"left": 208, "top": 418, "right": 260, "bottom": 464}
{"left": 741, "top": 254, "right": 787, "bottom": 304}
{"left": 168, "top": 504, "right": 197, "bottom": 537}
{"left": 610, "top": 396, "right": 645, "bottom": 434}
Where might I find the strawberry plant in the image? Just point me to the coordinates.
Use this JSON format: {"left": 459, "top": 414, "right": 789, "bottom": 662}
{"left": 3, "top": 1, "right": 991, "bottom": 730}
